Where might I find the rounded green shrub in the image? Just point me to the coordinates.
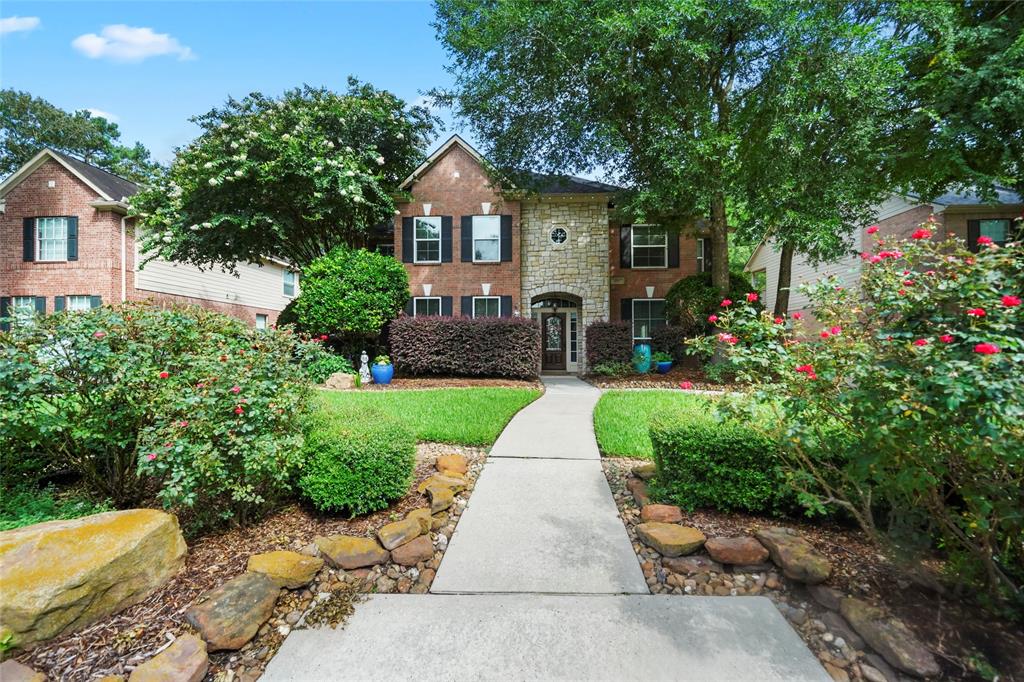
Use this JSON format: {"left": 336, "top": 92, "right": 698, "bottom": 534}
{"left": 299, "top": 408, "right": 416, "bottom": 516}
{"left": 664, "top": 271, "right": 760, "bottom": 336}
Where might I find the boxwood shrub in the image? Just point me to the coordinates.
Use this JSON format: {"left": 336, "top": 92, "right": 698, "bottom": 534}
{"left": 648, "top": 411, "right": 793, "bottom": 514}
{"left": 585, "top": 321, "right": 632, "bottom": 368}
{"left": 299, "top": 407, "right": 416, "bottom": 516}
{"left": 389, "top": 316, "right": 540, "bottom": 378}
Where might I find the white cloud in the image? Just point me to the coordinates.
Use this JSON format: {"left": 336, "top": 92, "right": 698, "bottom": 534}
{"left": 0, "top": 16, "right": 40, "bottom": 35}
{"left": 72, "top": 25, "right": 195, "bottom": 62}
{"left": 84, "top": 108, "right": 119, "bottom": 122}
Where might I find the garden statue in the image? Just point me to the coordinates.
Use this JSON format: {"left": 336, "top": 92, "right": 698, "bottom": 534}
{"left": 359, "top": 350, "right": 371, "bottom": 384}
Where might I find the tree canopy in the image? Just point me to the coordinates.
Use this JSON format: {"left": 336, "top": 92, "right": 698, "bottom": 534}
{"left": 0, "top": 89, "right": 160, "bottom": 183}
{"left": 130, "top": 79, "right": 439, "bottom": 270}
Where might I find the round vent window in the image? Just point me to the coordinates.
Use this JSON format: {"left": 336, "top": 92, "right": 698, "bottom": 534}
{"left": 550, "top": 227, "right": 568, "bottom": 244}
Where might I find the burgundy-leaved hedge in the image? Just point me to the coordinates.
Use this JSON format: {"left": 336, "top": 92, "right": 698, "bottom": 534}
{"left": 389, "top": 316, "right": 540, "bottom": 378}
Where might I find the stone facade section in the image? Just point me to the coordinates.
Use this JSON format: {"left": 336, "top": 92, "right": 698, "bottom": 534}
{"left": 520, "top": 198, "right": 610, "bottom": 372}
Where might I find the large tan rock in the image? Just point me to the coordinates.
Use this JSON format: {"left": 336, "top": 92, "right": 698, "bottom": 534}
{"left": 426, "top": 485, "right": 454, "bottom": 514}
{"left": 406, "top": 508, "right": 433, "bottom": 534}
{"left": 635, "top": 523, "right": 706, "bottom": 557}
{"left": 640, "top": 504, "right": 683, "bottom": 523}
{"left": 314, "top": 535, "right": 388, "bottom": 570}
{"left": 185, "top": 573, "right": 279, "bottom": 651}
{"left": 0, "top": 509, "right": 187, "bottom": 650}
{"left": 840, "top": 598, "right": 941, "bottom": 678}
{"left": 324, "top": 372, "right": 354, "bottom": 390}
{"left": 417, "top": 474, "right": 466, "bottom": 495}
{"left": 0, "top": 660, "right": 46, "bottom": 681}
{"left": 754, "top": 527, "right": 831, "bottom": 584}
{"left": 377, "top": 518, "right": 422, "bottom": 550}
{"left": 436, "top": 454, "right": 468, "bottom": 475}
{"left": 705, "top": 537, "right": 769, "bottom": 565}
{"left": 390, "top": 536, "right": 434, "bottom": 567}
{"left": 128, "top": 633, "right": 209, "bottom": 682}
{"left": 246, "top": 551, "right": 323, "bottom": 589}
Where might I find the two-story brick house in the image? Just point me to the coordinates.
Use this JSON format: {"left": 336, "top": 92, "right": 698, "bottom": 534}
{"left": 392, "top": 135, "right": 706, "bottom": 374}
{"left": 1, "top": 149, "right": 298, "bottom": 329}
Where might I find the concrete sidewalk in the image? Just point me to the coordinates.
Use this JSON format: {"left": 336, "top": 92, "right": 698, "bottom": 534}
{"left": 488, "top": 376, "right": 601, "bottom": 460}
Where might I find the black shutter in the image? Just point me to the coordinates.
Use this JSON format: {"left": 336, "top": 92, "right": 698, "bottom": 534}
{"left": 54, "top": 296, "right": 65, "bottom": 312}
{"left": 620, "top": 297, "right": 633, "bottom": 321}
{"left": 441, "top": 296, "right": 453, "bottom": 317}
{"left": 667, "top": 231, "right": 680, "bottom": 268}
{"left": 67, "top": 217, "right": 79, "bottom": 261}
{"left": 90, "top": 295, "right": 102, "bottom": 308}
{"left": 461, "top": 216, "right": 473, "bottom": 262}
{"left": 0, "top": 298, "right": 9, "bottom": 332}
{"left": 619, "top": 225, "right": 632, "bottom": 268}
{"left": 405, "top": 298, "right": 415, "bottom": 316}
{"left": 23, "top": 218, "right": 34, "bottom": 261}
{"left": 401, "top": 217, "right": 414, "bottom": 263}
{"left": 441, "top": 216, "right": 453, "bottom": 262}
{"left": 500, "top": 295, "right": 513, "bottom": 318}
{"left": 461, "top": 296, "right": 473, "bottom": 317}
{"left": 500, "top": 215, "right": 513, "bottom": 262}
{"left": 967, "top": 220, "right": 980, "bottom": 252}
{"left": 35, "top": 297, "right": 46, "bottom": 314}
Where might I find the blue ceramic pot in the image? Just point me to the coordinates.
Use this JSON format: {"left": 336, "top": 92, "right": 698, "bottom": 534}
{"left": 370, "top": 363, "right": 394, "bottom": 385}
{"left": 656, "top": 361, "right": 673, "bottom": 374}
{"left": 632, "top": 343, "right": 652, "bottom": 373}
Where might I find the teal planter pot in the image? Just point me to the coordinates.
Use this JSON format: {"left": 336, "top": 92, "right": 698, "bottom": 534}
{"left": 370, "top": 363, "right": 394, "bottom": 385}
{"left": 656, "top": 361, "right": 673, "bottom": 374}
{"left": 632, "top": 343, "right": 651, "bottom": 373}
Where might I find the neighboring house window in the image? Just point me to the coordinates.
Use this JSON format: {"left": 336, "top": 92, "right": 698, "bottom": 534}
{"left": 12, "top": 296, "right": 37, "bottom": 325}
{"left": 377, "top": 243, "right": 395, "bottom": 257}
{"left": 255, "top": 314, "right": 268, "bottom": 330}
{"left": 36, "top": 217, "right": 69, "bottom": 262}
{"left": 631, "top": 225, "right": 668, "bottom": 268}
{"left": 632, "top": 299, "right": 666, "bottom": 342}
{"left": 472, "top": 296, "right": 500, "bottom": 318}
{"left": 980, "top": 219, "right": 1011, "bottom": 246}
{"left": 413, "top": 297, "right": 441, "bottom": 317}
{"left": 283, "top": 270, "right": 297, "bottom": 297}
{"left": 414, "top": 216, "right": 442, "bottom": 263}
{"left": 472, "top": 215, "right": 501, "bottom": 263}
{"left": 697, "top": 238, "right": 712, "bottom": 273}
{"left": 67, "top": 295, "right": 92, "bottom": 312}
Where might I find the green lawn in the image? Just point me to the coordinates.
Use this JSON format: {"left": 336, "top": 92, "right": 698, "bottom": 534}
{"left": 594, "top": 390, "right": 714, "bottom": 459}
{"left": 317, "top": 388, "right": 541, "bottom": 446}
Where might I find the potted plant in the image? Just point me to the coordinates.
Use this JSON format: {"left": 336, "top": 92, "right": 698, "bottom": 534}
{"left": 652, "top": 351, "right": 674, "bottom": 374}
{"left": 370, "top": 354, "right": 394, "bottom": 385}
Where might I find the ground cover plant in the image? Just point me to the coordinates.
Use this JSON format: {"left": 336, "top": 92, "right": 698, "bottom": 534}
{"left": 317, "top": 387, "right": 540, "bottom": 446}
{"left": 592, "top": 390, "right": 711, "bottom": 459}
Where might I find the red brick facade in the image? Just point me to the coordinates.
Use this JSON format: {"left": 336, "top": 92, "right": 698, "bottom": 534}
{"left": 609, "top": 223, "right": 700, "bottom": 322}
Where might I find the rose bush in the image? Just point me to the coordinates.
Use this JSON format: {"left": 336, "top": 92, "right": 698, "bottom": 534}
{"left": 690, "top": 220, "right": 1023, "bottom": 607}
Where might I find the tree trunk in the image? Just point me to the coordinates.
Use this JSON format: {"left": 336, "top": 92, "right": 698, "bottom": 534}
{"left": 710, "top": 191, "right": 730, "bottom": 295}
{"left": 773, "top": 240, "right": 795, "bottom": 317}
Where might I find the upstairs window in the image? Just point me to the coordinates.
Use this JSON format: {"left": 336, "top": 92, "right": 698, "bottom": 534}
{"left": 37, "top": 217, "right": 68, "bottom": 262}
{"left": 413, "top": 297, "right": 441, "bottom": 317}
{"left": 283, "top": 270, "right": 297, "bottom": 297}
{"left": 631, "top": 225, "right": 668, "bottom": 268}
{"left": 632, "top": 299, "right": 666, "bottom": 342}
{"left": 472, "top": 215, "right": 501, "bottom": 262}
{"left": 414, "top": 216, "right": 442, "bottom": 263}
{"left": 472, "top": 296, "right": 500, "bottom": 318}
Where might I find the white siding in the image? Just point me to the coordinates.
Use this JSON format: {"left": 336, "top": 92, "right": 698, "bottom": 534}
{"left": 135, "top": 247, "right": 297, "bottom": 312}
{"left": 746, "top": 233, "right": 864, "bottom": 314}
{"left": 874, "top": 194, "right": 923, "bottom": 221}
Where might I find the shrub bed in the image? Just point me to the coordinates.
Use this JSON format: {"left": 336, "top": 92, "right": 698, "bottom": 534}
{"left": 585, "top": 320, "right": 632, "bottom": 368}
{"left": 651, "top": 324, "right": 689, "bottom": 363}
{"left": 299, "top": 406, "right": 416, "bottom": 516}
{"left": 665, "top": 271, "right": 758, "bottom": 336}
{"left": 389, "top": 315, "right": 540, "bottom": 378}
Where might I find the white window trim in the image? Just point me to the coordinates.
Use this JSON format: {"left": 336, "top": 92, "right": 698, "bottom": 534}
{"left": 472, "top": 295, "right": 500, "bottom": 318}
{"left": 413, "top": 296, "right": 442, "bottom": 317}
{"left": 36, "top": 217, "right": 69, "bottom": 263}
{"left": 631, "top": 224, "right": 668, "bottom": 269}
{"left": 696, "top": 238, "right": 708, "bottom": 273}
{"left": 283, "top": 270, "right": 297, "bottom": 298}
{"left": 471, "top": 215, "right": 501, "bottom": 263}
{"left": 67, "top": 295, "right": 92, "bottom": 312}
{"left": 632, "top": 298, "right": 666, "bottom": 342}
{"left": 413, "top": 216, "right": 442, "bottom": 264}
{"left": 255, "top": 314, "right": 269, "bottom": 330}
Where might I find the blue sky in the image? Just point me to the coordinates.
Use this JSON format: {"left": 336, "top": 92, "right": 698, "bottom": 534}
{"left": 1, "top": 1, "right": 468, "bottom": 162}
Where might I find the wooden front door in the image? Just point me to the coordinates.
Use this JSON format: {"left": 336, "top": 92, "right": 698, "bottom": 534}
{"left": 541, "top": 313, "right": 566, "bottom": 371}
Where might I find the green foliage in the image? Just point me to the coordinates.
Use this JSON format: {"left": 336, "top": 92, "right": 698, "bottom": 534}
{"left": 131, "top": 80, "right": 439, "bottom": 269}
{"left": 648, "top": 409, "right": 792, "bottom": 514}
{"left": 702, "top": 360, "right": 738, "bottom": 385}
{"left": 594, "top": 390, "right": 710, "bottom": 459}
{"left": 0, "top": 88, "right": 161, "bottom": 182}
{"left": 691, "top": 224, "right": 1024, "bottom": 605}
{"left": 374, "top": 354, "right": 391, "bottom": 365}
{"left": 0, "top": 486, "right": 112, "bottom": 532}
{"left": 317, "top": 388, "right": 540, "bottom": 446}
{"left": 290, "top": 246, "right": 409, "bottom": 337}
{"left": 303, "top": 346, "right": 356, "bottom": 384}
{"left": 651, "top": 351, "right": 673, "bottom": 364}
{"left": 590, "top": 361, "right": 631, "bottom": 377}
{"left": 0, "top": 303, "right": 314, "bottom": 524}
{"left": 650, "top": 325, "right": 689, "bottom": 363}
{"left": 665, "top": 271, "right": 758, "bottom": 337}
{"left": 299, "top": 407, "right": 416, "bottom": 516}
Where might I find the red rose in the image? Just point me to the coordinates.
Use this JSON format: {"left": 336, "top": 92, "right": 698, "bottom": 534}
{"left": 159, "top": 371, "right": 169, "bottom": 379}
{"left": 230, "top": 385, "right": 241, "bottom": 394}
{"left": 679, "top": 381, "right": 693, "bottom": 390}
{"left": 977, "top": 236, "right": 993, "bottom": 245}
{"left": 746, "top": 292, "right": 758, "bottom": 302}
{"left": 911, "top": 228, "right": 932, "bottom": 240}
{"left": 974, "top": 343, "right": 1000, "bottom": 355}
{"left": 795, "top": 364, "right": 817, "bottom": 380}
{"left": 913, "top": 338, "right": 928, "bottom": 347}
{"left": 903, "top": 280, "right": 914, "bottom": 286}
{"left": 820, "top": 331, "right": 831, "bottom": 339}
{"left": 146, "top": 453, "right": 157, "bottom": 461}
{"left": 234, "top": 406, "right": 245, "bottom": 415}
{"left": 179, "top": 420, "right": 189, "bottom": 428}
{"left": 720, "top": 299, "right": 733, "bottom": 307}
{"left": 829, "top": 326, "right": 841, "bottom": 336}
{"left": 792, "top": 312, "right": 803, "bottom": 320}
{"left": 898, "top": 289, "right": 906, "bottom": 296}
{"left": 93, "top": 331, "right": 106, "bottom": 339}
{"left": 320, "top": 334, "right": 328, "bottom": 341}
{"left": 966, "top": 308, "right": 986, "bottom": 317}
{"left": 1001, "top": 295, "right": 1021, "bottom": 307}
{"left": 939, "top": 335, "right": 954, "bottom": 344}
{"left": 774, "top": 317, "right": 784, "bottom": 324}
{"left": 870, "top": 255, "right": 882, "bottom": 264}
{"left": 866, "top": 225, "right": 879, "bottom": 234}
{"left": 707, "top": 314, "right": 718, "bottom": 323}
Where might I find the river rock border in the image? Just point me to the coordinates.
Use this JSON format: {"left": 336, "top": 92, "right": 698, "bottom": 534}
{"left": 605, "top": 459, "right": 942, "bottom": 682}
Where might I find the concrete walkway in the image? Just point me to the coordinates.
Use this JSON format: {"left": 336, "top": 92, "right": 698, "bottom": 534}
{"left": 264, "top": 377, "right": 828, "bottom": 681}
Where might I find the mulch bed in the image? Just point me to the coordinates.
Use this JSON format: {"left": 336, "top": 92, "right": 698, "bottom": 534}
{"left": 355, "top": 376, "right": 543, "bottom": 391}
{"left": 584, "top": 366, "right": 733, "bottom": 391}
{"left": 603, "top": 457, "right": 1024, "bottom": 682}
{"left": 15, "top": 443, "right": 485, "bottom": 681}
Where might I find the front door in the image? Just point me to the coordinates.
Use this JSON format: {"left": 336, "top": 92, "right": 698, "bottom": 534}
{"left": 541, "top": 313, "right": 566, "bottom": 371}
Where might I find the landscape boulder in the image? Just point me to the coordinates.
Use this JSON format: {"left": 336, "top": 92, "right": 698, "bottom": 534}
{"left": 436, "top": 454, "right": 468, "bottom": 475}
{"left": 324, "top": 372, "right": 355, "bottom": 390}
{"left": 246, "top": 551, "right": 323, "bottom": 589}
{"left": 640, "top": 504, "right": 683, "bottom": 523}
{"left": 704, "top": 537, "right": 769, "bottom": 565}
{"left": 185, "top": 572, "right": 279, "bottom": 651}
{"left": 314, "top": 535, "right": 389, "bottom": 570}
{"left": 0, "top": 509, "right": 187, "bottom": 650}
{"left": 662, "top": 555, "right": 722, "bottom": 575}
{"left": 0, "top": 660, "right": 46, "bottom": 682}
{"left": 417, "top": 474, "right": 466, "bottom": 494}
{"left": 631, "top": 462, "right": 657, "bottom": 480}
{"left": 754, "top": 527, "right": 831, "bottom": 584}
{"left": 128, "top": 633, "right": 209, "bottom": 682}
{"left": 635, "top": 523, "right": 706, "bottom": 557}
{"left": 406, "top": 508, "right": 433, "bottom": 534}
{"left": 377, "top": 518, "right": 422, "bottom": 550}
{"left": 626, "top": 478, "right": 651, "bottom": 507}
{"left": 840, "top": 598, "right": 941, "bottom": 678}
{"left": 390, "top": 536, "right": 434, "bottom": 567}
{"left": 426, "top": 485, "right": 455, "bottom": 514}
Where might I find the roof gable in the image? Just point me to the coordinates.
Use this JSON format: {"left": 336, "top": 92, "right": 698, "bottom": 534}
{"left": 400, "top": 135, "right": 486, "bottom": 190}
{"left": 0, "top": 148, "right": 138, "bottom": 202}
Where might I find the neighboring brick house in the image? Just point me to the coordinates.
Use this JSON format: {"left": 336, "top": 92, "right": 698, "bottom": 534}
{"left": 745, "top": 189, "right": 1023, "bottom": 319}
{"left": 392, "top": 135, "right": 707, "bottom": 373}
{"left": 0, "top": 149, "right": 298, "bottom": 329}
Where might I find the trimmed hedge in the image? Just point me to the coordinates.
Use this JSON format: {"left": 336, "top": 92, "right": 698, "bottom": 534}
{"left": 585, "top": 321, "right": 632, "bottom": 368}
{"left": 648, "top": 411, "right": 792, "bottom": 514}
{"left": 389, "top": 316, "right": 540, "bottom": 378}
{"left": 651, "top": 324, "right": 689, "bottom": 363}
{"left": 299, "top": 406, "right": 416, "bottom": 516}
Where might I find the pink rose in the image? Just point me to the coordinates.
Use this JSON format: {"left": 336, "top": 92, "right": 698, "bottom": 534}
{"left": 1001, "top": 295, "right": 1021, "bottom": 307}
{"left": 230, "top": 385, "right": 241, "bottom": 394}
{"left": 791, "top": 312, "right": 803, "bottom": 320}
{"left": 974, "top": 343, "right": 1000, "bottom": 355}
{"left": 746, "top": 292, "right": 758, "bottom": 302}
{"left": 720, "top": 299, "right": 733, "bottom": 307}
{"left": 146, "top": 453, "right": 157, "bottom": 461}
{"left": 866, "top": 225, "right": 879, "bottom": 235}
{"left": 679, "top": 381, "right": 693, "bottom": 390}
{"left": 939, "top": 335, "right": 954, "bottom": 344}
{"left": 913, "top": 338, "right": 929, "bottom": 347}
{"left": 707, "top": 314, "right": 718, "bottom": 323}
{"left": 93, "top": 331, "right": 106, "bottom": 339}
